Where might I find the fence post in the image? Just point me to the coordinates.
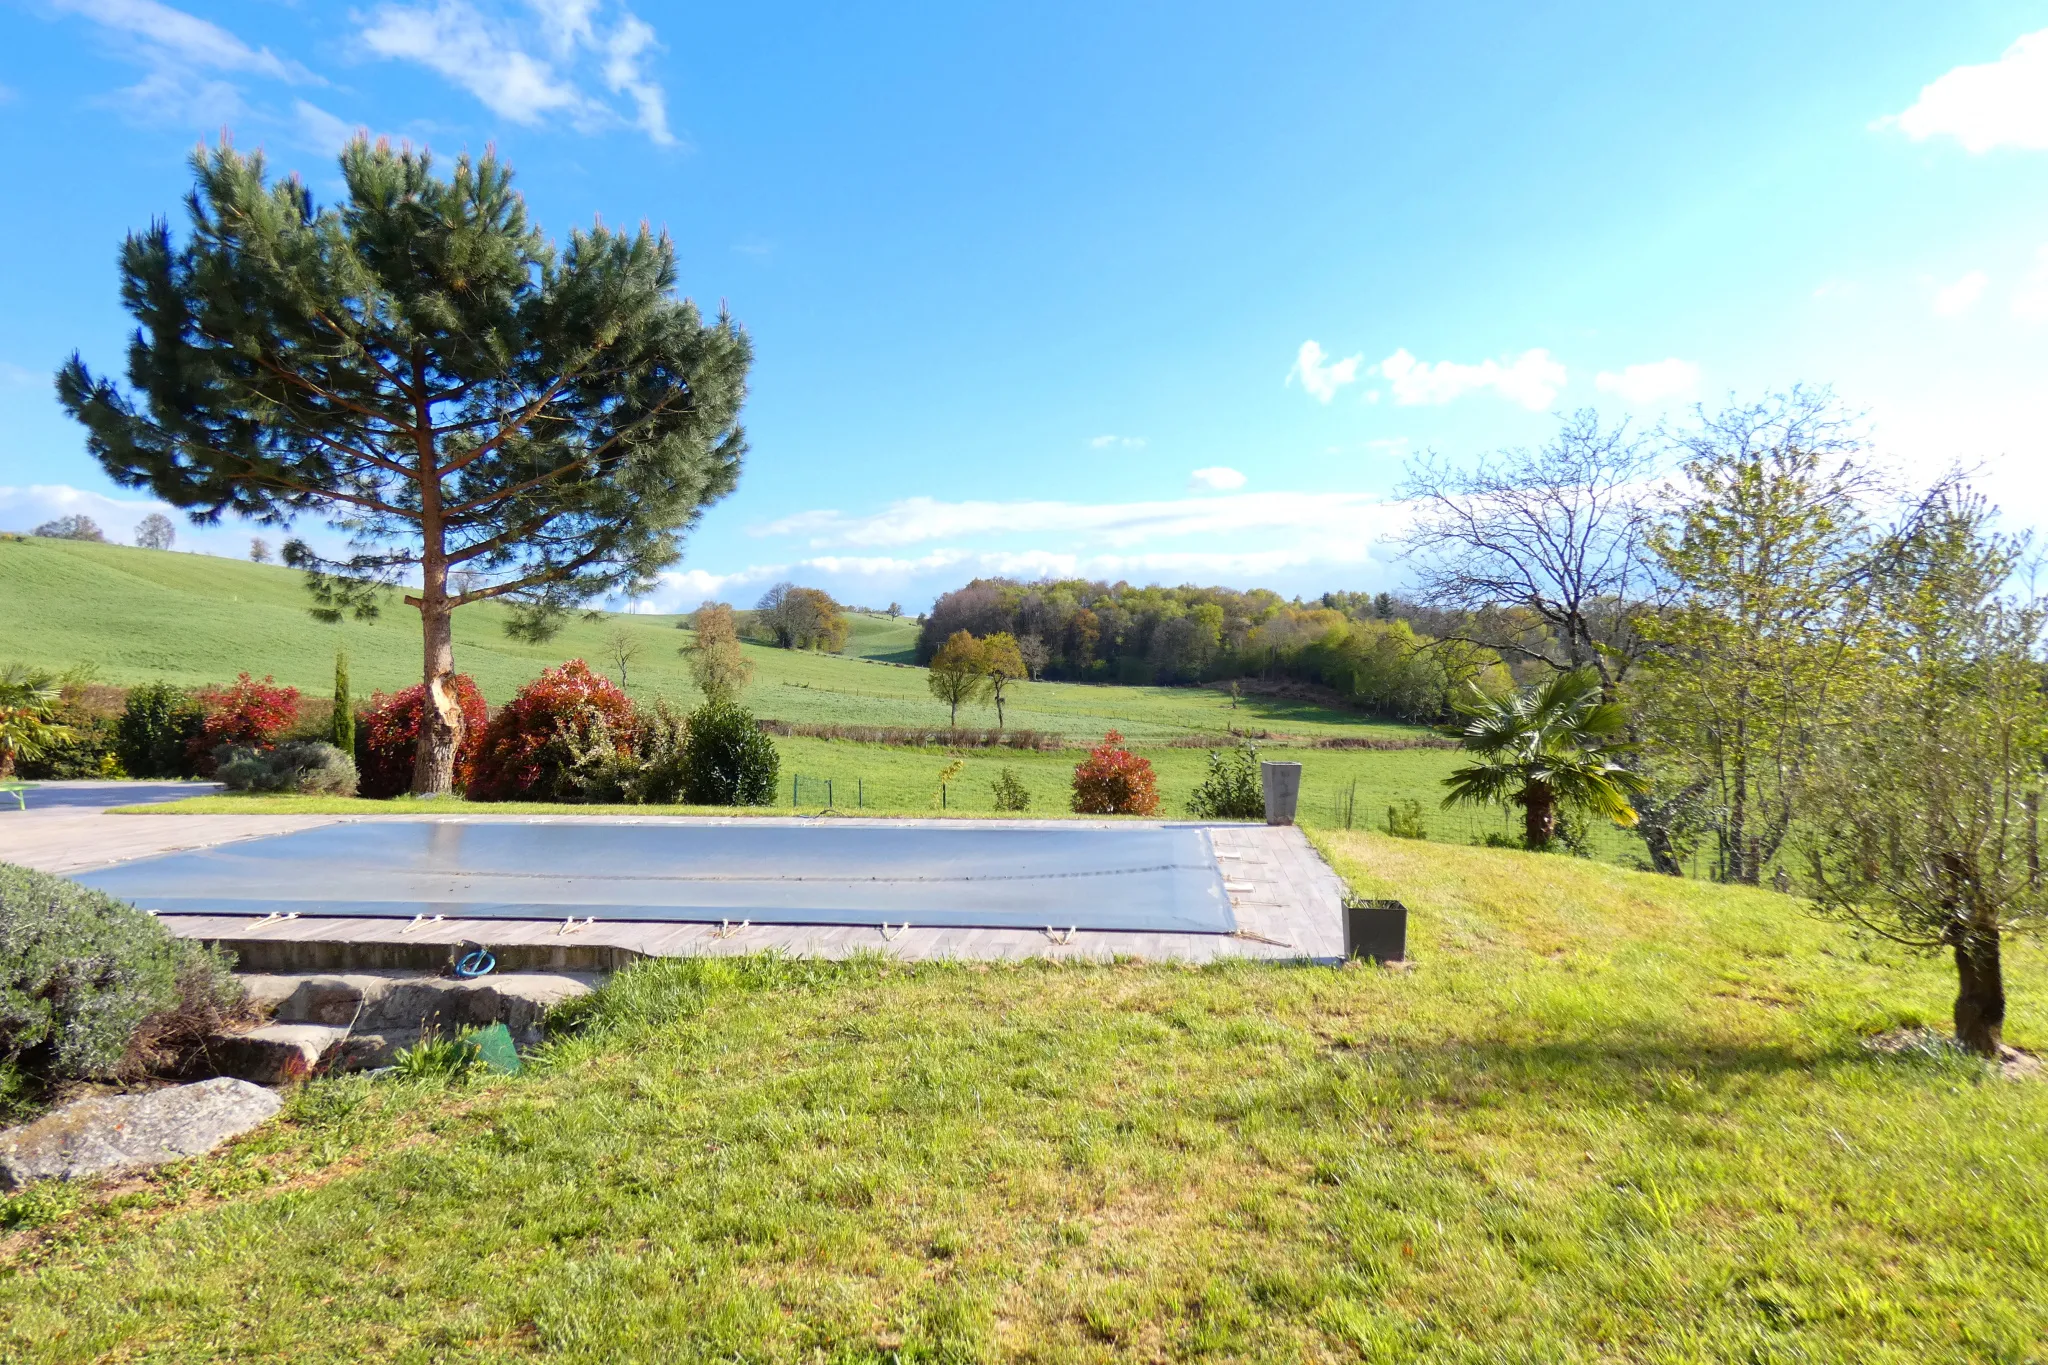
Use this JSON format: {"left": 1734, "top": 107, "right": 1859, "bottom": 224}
{"left": 859, "top": 778, "right": 864, "bottom": 809}
{"left": 792, "top": 773, "right": 799, "bottom": 806}
{"left": 827, "top": 778, "right": 833, "bottom": 808}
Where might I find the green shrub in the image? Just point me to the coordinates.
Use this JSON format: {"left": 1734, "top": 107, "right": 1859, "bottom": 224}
{"left": 0, "top": 863, "right": 240, "bottom": 1080}
{"left": 16, "top": 709, "right": 122, "bottom": 779}
{"left": 624, "top": 699, "right": 690, "bottom": 804}
{"left": 1186, "top": 744, "right": 1263, "bottom": 819}
{"left": 216, "top": 740, "right": 358, "bottom": 795}
{"left": 115, "top": 681, "right": 204, "bottom": 779}
{"left": 679, "top": 701, "right": 779, "bottom": 805}
{"left": 1383, "top": 799, "right": 1428, "bottom": 840}
{"left": 991, "top": 767, "right": 1031, "bottom": 812}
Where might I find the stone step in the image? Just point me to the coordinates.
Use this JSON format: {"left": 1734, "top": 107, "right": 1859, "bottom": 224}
{"left": 203, "top": 970, "right": 600, "bottom": 1083}
{"left": 238, "top": 970, "right": 597, "bottom": 1041}
{"left": 205, "top": 1023, "right": 354, "bottom": 1084}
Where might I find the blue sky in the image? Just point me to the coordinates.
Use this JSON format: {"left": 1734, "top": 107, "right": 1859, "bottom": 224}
{"left": 4, "top": 1, "right": 2047, "bottom": 613}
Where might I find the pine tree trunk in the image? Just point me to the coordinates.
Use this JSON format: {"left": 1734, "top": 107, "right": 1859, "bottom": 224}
{"left": 1951, "top": 926, "right": 2005, "bottom": 1058}
{"left": 412, "top": 596, "right": 462, "bottom": 796}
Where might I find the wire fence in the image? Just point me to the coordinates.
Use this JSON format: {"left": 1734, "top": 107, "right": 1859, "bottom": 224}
{"left": 781, "top": 768, "right": 1670, "bottom": 869}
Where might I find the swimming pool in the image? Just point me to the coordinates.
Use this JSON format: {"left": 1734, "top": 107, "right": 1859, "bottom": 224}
{"left": 77, "top": 818, "right": 1240, "bottom": 935}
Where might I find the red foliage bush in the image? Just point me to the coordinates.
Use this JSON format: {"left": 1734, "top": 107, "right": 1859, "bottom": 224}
{"left": 468, "top": 660, "right": 637, "bottom": 802}
{"left": 356, "top": 675, "right": 490, "bottom": 799}
{"left": 191, "top": 673, "right": 300, "bottom": 770}
{"left": 1069, "top": 729, "right": 1160, "bottom": 815}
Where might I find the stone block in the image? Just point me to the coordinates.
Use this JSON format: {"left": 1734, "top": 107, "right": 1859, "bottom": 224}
{"left": 0, "top": 1078, "right": 282, "bottom": 1190}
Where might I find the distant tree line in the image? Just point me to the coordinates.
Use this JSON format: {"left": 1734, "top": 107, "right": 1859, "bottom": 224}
{"left": 915, "top": 579, "right": 1511, "bottom": 722}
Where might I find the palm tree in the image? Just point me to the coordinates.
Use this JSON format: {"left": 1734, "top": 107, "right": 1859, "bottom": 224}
{"left": 1441, "top": 669, "right": 1647, "bottom": 850}
{"left": 0, "top": 665, "right": 74, "bottom": 781}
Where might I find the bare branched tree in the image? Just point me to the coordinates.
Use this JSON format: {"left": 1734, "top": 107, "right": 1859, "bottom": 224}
{"left": 1398, "top": 410, "right": 1663, "bottom": 693}
{"left": 604, "top": 625, "right": 643, "bottom": 687}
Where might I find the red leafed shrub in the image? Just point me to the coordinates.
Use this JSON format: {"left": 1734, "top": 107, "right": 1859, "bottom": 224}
{"left": 357, "top": 675, "right": 490, "bottom": 799}
{"left": 469, "top": 660, "right": 637, "bottom": 802}
{"left": 191, "top": 673, "right": 299, "bottom": 769}
{"left": 1070, "top": 729, "right": 1160, "bottom": 816}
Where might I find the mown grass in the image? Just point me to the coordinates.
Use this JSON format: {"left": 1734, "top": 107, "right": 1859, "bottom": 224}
{"left": 4, "top": 834, "right": 2044, "bottom": 1362}
{"left": 2, "top": 536, "right": 1387, "bottom": 741}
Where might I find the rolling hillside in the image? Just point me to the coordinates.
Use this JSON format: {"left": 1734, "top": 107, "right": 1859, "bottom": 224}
{"left": 0, "top": 535, "right": 1402, "bottom": 743}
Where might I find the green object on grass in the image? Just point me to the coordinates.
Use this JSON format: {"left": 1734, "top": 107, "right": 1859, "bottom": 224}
{"left": 468, "top": 1021, "right": 522, "bottom": 1075}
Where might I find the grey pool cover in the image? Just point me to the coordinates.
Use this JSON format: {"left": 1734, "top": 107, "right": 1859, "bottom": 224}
{"left": 77, "top": 820, "right": 1239, "bottom": 934}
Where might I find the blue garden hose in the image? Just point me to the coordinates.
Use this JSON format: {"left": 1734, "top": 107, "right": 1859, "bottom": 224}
{"left": 454, "top": 946, "right": 497, "bottom": 978}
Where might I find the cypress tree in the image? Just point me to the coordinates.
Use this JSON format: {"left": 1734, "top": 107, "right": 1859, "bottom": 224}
{"left": 331, "top": 650, "right": 354, "bottom": 756}
{"left": 60, "top": 138, "right": 751, "bottom": 794}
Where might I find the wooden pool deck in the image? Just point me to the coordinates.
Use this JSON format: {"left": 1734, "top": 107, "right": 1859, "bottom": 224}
{"left": 1, "top": 811, "right": 1348, "bottom": 967}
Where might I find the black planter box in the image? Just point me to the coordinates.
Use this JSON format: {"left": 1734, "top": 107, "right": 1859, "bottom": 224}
{"left": 1342, "top": 897, "right": 1408, "bottom": 963}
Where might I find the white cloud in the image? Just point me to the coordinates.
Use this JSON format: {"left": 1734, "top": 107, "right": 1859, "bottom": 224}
{"left": 1932, "top": 270, "right": 1990, "bottom": 317}
{"left": 52, "top": 0, "right": 316, "bottom": 122}
{"left": 1593, "top": 358, "right": 1700, "bottom": 404}
{"left": 598, "top": 13, "right": 671, "bottom": 144}
{"left": 1187, "top": 466, "right": 1246, "bottom": 492}
{"left": 754, "top": 490, "right": 1404, "bottom": 552}
{"left": 2014, "top": 247, "right": 2048, "bottom": 323}
{"left": 292, "top": 100, "right": 361, "bottom": 154}
{"left": 56, "top": 0, "right": 309, "bottom": 81}
{"left": 652, "top": 565, "right": 778, "bottom": 603}
{"left": 1287, "top": 340, "right": 1362, "bottom": 403}
{"left": 1885, "top": 29, "right": 2048, "bottom": 153}
{"left": 1377, "top": 347, "right": 1566, "bottom": 410}
{"left": 359, "top": 0, "right": 673, "bottom": 144}
{"left": 1088, "top": 434, "right": 1147, "bottom": 449}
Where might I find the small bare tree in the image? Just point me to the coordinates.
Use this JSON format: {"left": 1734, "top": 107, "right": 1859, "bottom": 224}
{"left": 1802, "top": 486, "right": 2046, "bottom": 1057}
{"left": 604, "top": 625, "right": 643, "bottom": 686}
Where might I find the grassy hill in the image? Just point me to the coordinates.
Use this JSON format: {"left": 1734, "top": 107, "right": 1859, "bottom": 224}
{"left": 3, "top": 834, "right": 2041, "bottom": 1361}
{"left": 0, "top": 535, "right": 1388, "bottom": 743}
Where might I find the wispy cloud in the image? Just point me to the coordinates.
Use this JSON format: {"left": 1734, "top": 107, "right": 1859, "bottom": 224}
{"left": 1881, "top": 28, "right": 2048, "bottom": 153}
{"left": 1593, "top": 358, "right": 1699, "bottom": 404}
{"left": 1187, "top": 466, "right": 1246, "bottom": 492}
{"left": 1287, "top": 340, "right": 1362, "bottom": 403}
{"left": 1377, "top": 347, "right": 1566, "bottom": 410}
{"left": 359, "top": 0, "right": 674, "bottom": 144}
{"left": 53, "top": 0, "right": 316, "bottom": 121}
{"left": 754, "top": 490, "right": 1402, "bottom": 551}
{"left": 1932, "top": 270, "right": 1990, "bottom": 317}
{"left": 1088, "top": 434, "right": 1146, "bottom": 449}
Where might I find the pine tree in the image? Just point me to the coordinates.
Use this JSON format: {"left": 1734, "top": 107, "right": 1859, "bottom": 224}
{"left": 59, "top": 138, "right": 751, "bottom": 793}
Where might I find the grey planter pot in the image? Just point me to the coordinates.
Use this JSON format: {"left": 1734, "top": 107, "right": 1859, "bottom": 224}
{"left": 1260, "top": 760, "right": 1303, "bottom": 826}
{"left": 1342, "top": 897, "right": 1408, "bottom": 963}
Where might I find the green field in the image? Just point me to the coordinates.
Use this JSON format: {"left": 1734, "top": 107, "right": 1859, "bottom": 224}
{"left": 3, "top": 833, "right": 2041, "bottom": 1362}
{"left": 0, "top": 536, "right": 1395, "bottom": 743}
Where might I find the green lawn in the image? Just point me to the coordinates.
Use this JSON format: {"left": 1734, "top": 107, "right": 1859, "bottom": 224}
{"left": 3, "top": 834, "right": 2042, "bottom": 1361}
{"left": 1, "top": 536, "right": 1395, "bottom": 743}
